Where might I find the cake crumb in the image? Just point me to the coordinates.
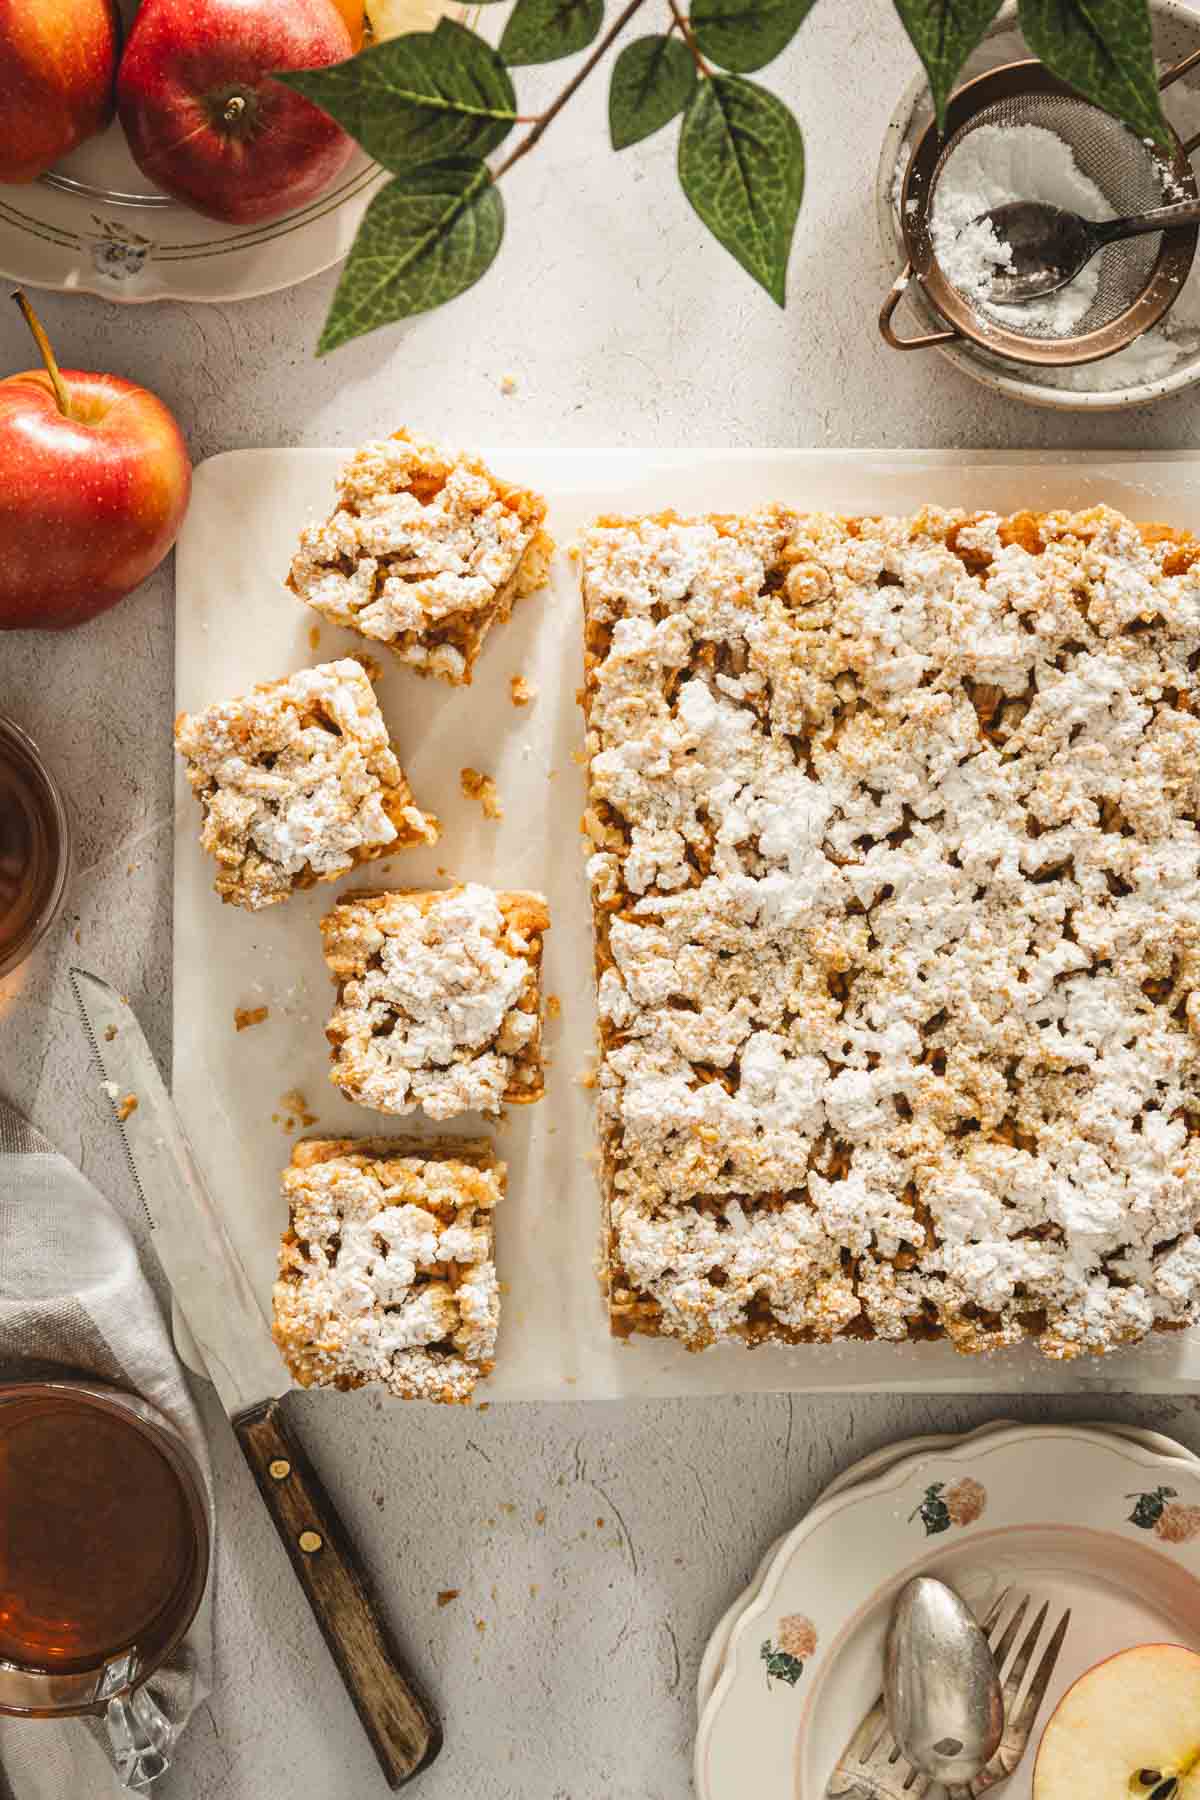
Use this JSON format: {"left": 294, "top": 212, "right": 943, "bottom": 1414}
{"left": 460, "top": 767, "right": 503, "bottom": 821}
{"left": 235, "top": 1005, "right": 270, "bottom": 1032}
{"left": 115, "top": 1093, "right": 138, "bottom": 1123}
{"left": 509, "top": 675, "right": 536, "bottom": 707}
{"left": 499, "top": 373, "right": 517, "bottom": 394}
{"left": 534, "top": 1508, "right": 546, "bottom": 1525}
{"left": 437, "top": 1589, "right": 460, "bottom": 1608}
{"left": 308, "top": 625, "right": 321, "bottom": 652}
{"left": 280, "top": 1088, "right": 317, "bottom": 1129}
{"left": 104, "top": 1024, "right": 117, "bottom": 1042}
{"left": 546, "top": 994, "right": 561, "bottom": 1019}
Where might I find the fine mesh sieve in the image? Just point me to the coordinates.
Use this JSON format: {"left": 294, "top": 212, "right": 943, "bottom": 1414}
{"left": 881, "top": 55, "right": 1200, "bottom": 367}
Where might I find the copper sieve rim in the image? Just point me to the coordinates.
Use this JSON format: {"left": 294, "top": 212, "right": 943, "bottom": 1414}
{"left": 882, "top": 57, "right": 1200, "bottom": 367}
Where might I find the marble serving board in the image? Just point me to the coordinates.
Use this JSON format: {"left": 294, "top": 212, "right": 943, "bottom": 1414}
{"left": 176, "top": 447, "right": 1200, "bottom": 1401}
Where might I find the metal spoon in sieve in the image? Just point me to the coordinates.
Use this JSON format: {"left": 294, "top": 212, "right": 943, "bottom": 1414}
{"left": 975, "top": 195, "right": 1200, "bottom": 304}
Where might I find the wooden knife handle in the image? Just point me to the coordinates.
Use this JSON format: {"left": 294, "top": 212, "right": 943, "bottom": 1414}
{"left": 235, "top": 1398, "right": 440, "bottom": 1788}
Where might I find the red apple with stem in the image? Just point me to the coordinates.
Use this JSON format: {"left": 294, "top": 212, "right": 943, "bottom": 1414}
{"left": 0, "top": 0, "right": 120, "bottom": 184}
{"left": 0, "top": 292, "right": 191, "bottom": 631}
{"left": 117, "top": 0, "right": 355, "bottom": 226}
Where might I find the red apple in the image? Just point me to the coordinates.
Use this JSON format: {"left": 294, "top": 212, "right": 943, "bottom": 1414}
{"left": 116, "top": 0, "right": 355, "bottom": 225}
{"left": 0, "top": 294, "right": 191, "bottom": 631}
{"left": 1033, "top": 1642, "right": 1200, "bottom": 1800}
{"left": 0, "top": 0, "right": 120, "bottom": 184}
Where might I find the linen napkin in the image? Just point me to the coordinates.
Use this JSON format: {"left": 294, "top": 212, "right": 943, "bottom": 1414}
{"left": 0, "top": 1099, "right": 214, "bottom": 1799}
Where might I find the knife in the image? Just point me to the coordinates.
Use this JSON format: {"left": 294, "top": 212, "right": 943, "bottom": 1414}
{"left": 70, "top": 968, "right": 441, "bottom": 1790}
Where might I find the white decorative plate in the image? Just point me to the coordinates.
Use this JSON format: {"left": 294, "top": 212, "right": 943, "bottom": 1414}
{"left": 695, "top": 1421, "right": 1200, "bottom": 1713}
{"left": 696, "top": 1424, "right": 1200, "bottom": 1800}
{"left": 0, "top": 0, "right": 476, "bottom": 306}
{"left": 0, "top": 137, "right": 381, "bottom": 307}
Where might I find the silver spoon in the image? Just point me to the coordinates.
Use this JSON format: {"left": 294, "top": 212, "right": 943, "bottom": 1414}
{"left": 884, "top": 1576, "right": 1003, "bottom": 1786}
{"left": 970, "top": 196, "right": 1200, "bottom": 304}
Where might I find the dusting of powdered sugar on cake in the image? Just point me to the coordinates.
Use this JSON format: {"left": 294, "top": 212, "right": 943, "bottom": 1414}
{"left": 322, "top": 885, "right": 548, "bottom": 1120}
{"left": 273, "top": 1141, "right": 502, "bottom": 1401}
{"left": 582, "top": 504, "right": 1200, "bottom": 1360}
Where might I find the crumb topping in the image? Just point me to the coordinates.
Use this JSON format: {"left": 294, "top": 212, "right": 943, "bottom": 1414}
{"left": 272, "top": 1138, "right": 503, "bottom": 1402}
{"left": 287, "top": 431, "right": 553, "bottom": 685}
{"left": 175, "top": 659, "right": 437, "bottom": 910}
{"left": 510, "top": 675, "right": 537, "bottom": 706}
{"left": 582, "top": 504, "right": 1200, "bottom": 1360}
{"left": 322, "top": 884, "right": 549, "bottom": 1119}
{"left": 460, "top": 766, "right": 504, "bottom": 820}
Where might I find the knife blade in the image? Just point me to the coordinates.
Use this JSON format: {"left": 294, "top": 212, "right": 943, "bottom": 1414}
{"left": 71, "top": 968, "right": 440, "bottom": 1789}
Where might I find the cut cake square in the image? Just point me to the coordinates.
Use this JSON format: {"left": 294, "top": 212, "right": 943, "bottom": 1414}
{"left": 321, "top": 883, "right": 549, "bottom": 1119}
{"left": 175, "top": 657, "right": 437, "bottom": 911}
{"left": 272, "top": 1136, "right": 503, "bottom": 1403}
{"left": 287, "top": 430, "right": 553, "bottom": 685}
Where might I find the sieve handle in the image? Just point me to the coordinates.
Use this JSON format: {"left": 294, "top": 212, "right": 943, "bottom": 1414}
{"left": 1093, "top": 198, "right": 1200, "bottom": 244}
{"left": 1160, "top": 46, "right": 1200, "bottom": 94}
{"left": 879, "top": 265, "right": 959, "bottom": 352}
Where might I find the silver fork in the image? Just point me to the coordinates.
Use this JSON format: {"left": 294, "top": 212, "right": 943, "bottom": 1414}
{"left": 826, "top": 1588, "right": 1072, "bottom": 1800}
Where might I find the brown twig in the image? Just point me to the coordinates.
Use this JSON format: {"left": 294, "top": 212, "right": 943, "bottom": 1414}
{"left": 492, "top": 0, "right": 652, "bottom": 180}
{"left": 667, "top": 0, "right": 710, "bottom": 74}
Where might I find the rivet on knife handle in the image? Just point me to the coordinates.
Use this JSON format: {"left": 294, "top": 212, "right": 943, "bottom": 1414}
{"left": 236, "top": 1398, "right": 441, "bottom": 1788}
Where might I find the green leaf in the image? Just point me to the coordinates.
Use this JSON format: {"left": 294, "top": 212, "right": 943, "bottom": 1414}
{"left": 677, "top": 74, "right": 803, "bottom": 305}
{"left": 276, "top": 20, "right": 517, "bottom": 166}
{"left": 317, "top": 157, "right": 502, "bottom": 353}
{"left": 499, "top": 0, "right": 603, "bottom": 65}
{"left": 892, "top": 0, "right": 1003, "bottom": 128}
{"left": 690, "top": 0, "right": 817, "bottom": 74}
{"left": 609, "top": 36, "right": 697, "bottom": 148}
{"left": 1018, "top": 0, "right": 1169, "bottom": 146}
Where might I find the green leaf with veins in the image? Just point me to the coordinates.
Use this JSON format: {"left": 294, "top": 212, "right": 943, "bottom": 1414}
{"left": 276, "top": 21, "right": 517, "bottom": 166}
{"left": 499, "top": 0, "right": 603, "bottom": 65}
{"left": 677, "top": 73, "right": 803, "bottom": 305}
{"left": 690, "top": 0, "right": 817, "bottom": 74}
{"left": 891, "top": 0, "right": 1003, "bottom": 128}
{"left": 609, "top": 36, "right": 697, "bottom": 148}
{"left": 1018, "top": 0, "right": 1169, "bottom": 146}
{"left": 317, "top": 158, "right": 502, "bottom": 354}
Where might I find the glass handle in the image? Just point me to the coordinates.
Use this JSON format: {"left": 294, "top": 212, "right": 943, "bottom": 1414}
{"left": 105, "top": 1685, "right": 176, "bottom": 1790}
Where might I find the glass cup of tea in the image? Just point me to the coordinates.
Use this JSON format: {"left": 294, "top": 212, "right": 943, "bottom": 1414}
{"left": 0, "top": 717, "right": 71, "bottom": 979}
{"left": 0, "top": 1380, "right": 210, "bottom": 1788}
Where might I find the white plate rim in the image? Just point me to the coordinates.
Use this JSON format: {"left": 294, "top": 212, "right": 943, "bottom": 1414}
{"left": 694, "top": 1420, "right": 1200, "bottom": 1713}
{"left": 696, "top": 1422, "right": 1200, "bottom": 1800}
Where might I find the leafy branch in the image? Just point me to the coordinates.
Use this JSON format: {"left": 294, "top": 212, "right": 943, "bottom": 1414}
{"left": 280, "top": 0, "right": 1170, "bottom": 354}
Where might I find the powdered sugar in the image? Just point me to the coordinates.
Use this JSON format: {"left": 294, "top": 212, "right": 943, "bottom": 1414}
{"left": 930, "top": 123, "right": 1109, "bottom": 334}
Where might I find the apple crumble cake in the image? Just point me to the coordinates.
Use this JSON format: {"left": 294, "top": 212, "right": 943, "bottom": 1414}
{"left": 287, "top": 430, "right": 553, "bottom": 685}
{"left": 272, "top": 1137, "right": 502, "bottom": 1403}
{"left": 175, "top": 658, "right": 437, "bottom": 911}
{"left": 581, "top": 503, "right": 1200, "bottom": 1361}
{"left": 321, "top": 883, "right": 550, "bottom": 1119}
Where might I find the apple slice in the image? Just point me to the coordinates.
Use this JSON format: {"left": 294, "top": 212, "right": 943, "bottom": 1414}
{"left": 1034, "top": 1643, "right": 1200, "bottom": 1800}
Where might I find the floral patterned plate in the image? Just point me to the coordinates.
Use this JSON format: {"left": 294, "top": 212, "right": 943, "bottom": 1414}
{"left": 696, "top": 1424, "right": 1200, "bottom": 1800}
{"left": 695, "top": 1420, "right": 1200, "bottom": 1714}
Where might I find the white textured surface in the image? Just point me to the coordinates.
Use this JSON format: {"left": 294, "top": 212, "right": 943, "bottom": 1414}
{"left": 7, "top": 2, "right": 1200, "bottom": 1790}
